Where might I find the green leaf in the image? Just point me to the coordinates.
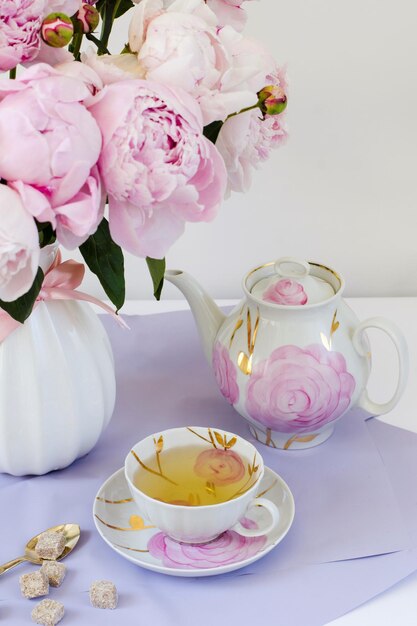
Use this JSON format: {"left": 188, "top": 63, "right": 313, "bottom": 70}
{"left": 115, "top": 0, "right": 134, "bottom": 18}
{"left": 146, "top": 257, "right": 166, "bottom": 301}
{"left": 203, "top": 120, "right": 223, "bottom": 145}
{"left": 95, "top": 0, "right": 106, "bottom": 17}
{"left": 96, "top": 0, "right": 133, "bottom": 19}
{"left": 120, "top": 42, "right": 131, "bottom": 54}
{"left": 0, "top": 268, "right": 44, "bottom": 323}
{"left": 36, "top": 220, "right": 56, "bottom": 249}
{"left": 79, "top": 218, "right": 125, "bottom": 311}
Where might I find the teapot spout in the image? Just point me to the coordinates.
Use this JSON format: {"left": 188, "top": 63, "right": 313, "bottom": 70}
{"left": 165, "top": 270, "right": 226, "bottom": 363}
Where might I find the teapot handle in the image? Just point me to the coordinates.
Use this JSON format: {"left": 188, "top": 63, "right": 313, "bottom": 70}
{"left": 352, "top": 317, "right": 409, "bottom": 416}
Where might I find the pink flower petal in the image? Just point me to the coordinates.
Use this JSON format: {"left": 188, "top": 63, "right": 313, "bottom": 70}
{"left": 0, "top": 64, "right": 103, "bottom": 249}
{"left": 89, "top": 80, "right": 226, "bottom": 258}
{"left": 246, "top": 344, "right": 356, "bottom": 433}
{"left": 0, "top": 185, "right": 40, "bottom": 301}
{"left": 148, "top": 531, "right": 266, "bottom": 569}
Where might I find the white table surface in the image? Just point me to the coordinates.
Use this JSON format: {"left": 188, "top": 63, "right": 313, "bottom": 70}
{"left": 98, "top": 297, "right": 417, "bottom": 626}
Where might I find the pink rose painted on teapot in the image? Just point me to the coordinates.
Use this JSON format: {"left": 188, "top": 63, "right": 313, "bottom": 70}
{"left": 165, "top": 258, "right": 408, "bottom": 450}
{"left": 212, "top": 341, "right": 239, "bottom": 404}
{"left": 263, "top": 279, "right": 308, "bottom": 306}
{"left": 246, "top": 344, "right": 356, "bottom": 433}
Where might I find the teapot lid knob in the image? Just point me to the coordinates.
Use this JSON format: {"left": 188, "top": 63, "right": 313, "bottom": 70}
{"left": 274, "top": 257, "right": 310, "bottom": 279}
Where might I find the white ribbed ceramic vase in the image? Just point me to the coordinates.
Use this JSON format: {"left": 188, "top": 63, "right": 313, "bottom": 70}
{"left": 0, "top": 245, "right": 116, "bottom": 476}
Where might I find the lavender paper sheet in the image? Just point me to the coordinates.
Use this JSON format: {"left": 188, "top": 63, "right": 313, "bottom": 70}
{"left": 367, "top": 418, "right": 417, "bottom": 547}
{"left": 106, "top": 311, "right": 408, "bottom": 567}
{"left": 1, "top": 310, "right": 417, "bottom": 626}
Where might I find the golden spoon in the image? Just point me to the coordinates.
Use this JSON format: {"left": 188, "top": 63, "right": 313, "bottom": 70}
{"left": 0, "top": 523, "right": 80, "bottom": 575}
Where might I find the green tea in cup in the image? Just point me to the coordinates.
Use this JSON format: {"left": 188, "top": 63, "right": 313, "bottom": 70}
{"left": 133, "top": 443, "right": 257, "bottom": 506}
{"left": 125, "top": 427, "right": 279, "bottom": 544}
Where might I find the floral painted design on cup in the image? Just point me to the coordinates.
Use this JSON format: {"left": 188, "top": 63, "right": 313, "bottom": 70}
{"left": 194, "top": 448, "right": 245, "bottom": 486}
{"left": 148, "top": 530, "right": 266, "bottom": 569}
{"left": 240, "top": 517, "right": 259, "bottom": 530}
{"left": 246, "top": 344, "right": 356, "bottom": 433}
{"left": 212, "top": 341, "right": 239, "bottom": 404}
{"left": 263, "top": 279, "right": 308, "bottom": 306}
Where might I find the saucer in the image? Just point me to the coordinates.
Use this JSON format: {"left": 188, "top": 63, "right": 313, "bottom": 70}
{"left": 93, "top": 466, "right": 295, "bottom": 578}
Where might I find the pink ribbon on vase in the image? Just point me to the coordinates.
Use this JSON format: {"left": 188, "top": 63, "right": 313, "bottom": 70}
{"left": 0, "top": 250, "right": 128, "bottom": 343}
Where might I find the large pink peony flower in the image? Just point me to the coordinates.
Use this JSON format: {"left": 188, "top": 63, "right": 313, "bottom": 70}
{"left": 212, "top": 340, "right": 239, "bottom": 404}
{"left": 54, "top": 58, "right": 103, "bottom": 93}
{"left": 194, "top": 448, "right": 245, "bottom": 485}
{"left": 33, "top": 41, "right": 73, "bottom": 66}
{"left": 216, "top": 68, "right": 287, "bottom": 193}
{"left": 246, "top": 344, "right": 356, "bottom": 433}
{"left": 81, "top": 47, "right": 143, "bottom": 86}
{"left": 0, "top": 0, "right": 46, "bottom": 71}
{"left": 206, "top": 0, "right": 255, "bottom": 31}
{"left": 0, "top": 0, "right": 81, "bottom": 72}
{"left": 0, "top": 184, "right": 40, "bottom": 302}
{"left": 0, "top": 63, "right": 103, "bottom": 249}
{"left": 148, "top": 530, "right": 266, "bottom": 569}
{"left": 44, "top": 0, "right": 81, "bottom": 15}
{"left": 88, "top": 79, "right": 227, "bottom": 259}
{"left": 127, "top": 0, "right": 273, "bottom": 125}
{"left": 263, "top": 279, "right": 308, "bottom": 306}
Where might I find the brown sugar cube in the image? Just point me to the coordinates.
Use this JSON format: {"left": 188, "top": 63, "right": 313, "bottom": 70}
{"left": 40, "top": 561, "right": 66, "bottom": 587}
{"left": 89, "top": 580, "right": 118, "bottom": 609}
{"left": 35, "top": 531, "right": 66, "bottom": 560}
{"left": 20, "top": 571, "right": 49, "bottom": 599}
{"left": 31, "top": 599, "right": 65, "bottom": 625}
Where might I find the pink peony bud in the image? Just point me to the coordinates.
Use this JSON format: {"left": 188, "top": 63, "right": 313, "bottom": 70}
{"left": 76, "top": 4, "right": 100, "bottom": 34}
{"left": 257, "top": 85, "right": 287, "bottom": 116}
{"left": 41, "top": 13, "right": 74, "bottom": 48}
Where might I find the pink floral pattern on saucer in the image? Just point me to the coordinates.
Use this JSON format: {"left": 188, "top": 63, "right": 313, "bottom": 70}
{"left": 94, "top": 466, "right": 295, "bottom": 577}
{"left": 263, "top": 279, "right": 308, "bottom": 305}
{"left": 148, "top": 530, "right": 266, "bottom": 569}
{"left": 212, "top": 341, "right": 239, "bottom": 404}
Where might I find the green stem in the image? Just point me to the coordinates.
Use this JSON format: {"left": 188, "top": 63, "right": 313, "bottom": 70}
{"left": 226, "top": 102, "right": 261, "bottom": 121}
{"left": 70, "top": 32, "right": 83, "bottom": 61}
{"left": 9, "top": 67, "right": 16, "bottom": 79}
{"left": 99, "top": 3, "right": 107, "bottom": 52}
{"left": 86, "top": 33, "right": 109, "bottom": 54}
{"left": 99, "top": 0, "right": 122, "bottom": 55}
{"left": 112, "top": 0, "right": 123, "bottom": 20}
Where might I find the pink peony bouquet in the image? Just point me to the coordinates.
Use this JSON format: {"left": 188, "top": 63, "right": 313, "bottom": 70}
{"left": 0, "top": 0, "right": 287, "bottom": 323}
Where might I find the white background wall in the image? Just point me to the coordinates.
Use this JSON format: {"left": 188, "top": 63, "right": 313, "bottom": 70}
{"left": 73, "top": 0, "right": 417, "bottom": 301}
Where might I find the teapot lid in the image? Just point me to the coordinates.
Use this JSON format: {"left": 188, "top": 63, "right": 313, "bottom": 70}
{"left": 248, "top": 257, "right": 341, "bottom": 307}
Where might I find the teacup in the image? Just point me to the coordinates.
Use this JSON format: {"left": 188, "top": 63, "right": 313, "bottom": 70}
{"left": 124, "top": 426, "right": 280, "bottom": 544}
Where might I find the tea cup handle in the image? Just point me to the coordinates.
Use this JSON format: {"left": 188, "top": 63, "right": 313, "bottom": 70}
{"left": 232, "top": 498, "right": 280, "bottom": 538}
{"left": 353, "top": 317, "right": 409, "bottom": 416}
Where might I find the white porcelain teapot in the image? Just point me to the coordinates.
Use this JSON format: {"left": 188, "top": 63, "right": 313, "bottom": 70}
{"left": 165, "top": 257, "right": 409, "bottom": 450}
